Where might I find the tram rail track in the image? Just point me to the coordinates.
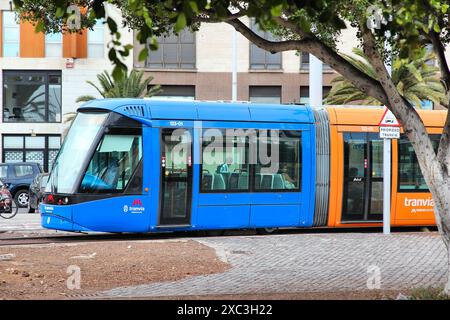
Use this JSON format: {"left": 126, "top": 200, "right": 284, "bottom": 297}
{"left": 0, "top": 225, "right": 437, "bottom": 247}
{"left": 0, "top": 232, "right": 184, "bottom": 247}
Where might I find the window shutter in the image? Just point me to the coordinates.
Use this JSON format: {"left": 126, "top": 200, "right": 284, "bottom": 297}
{"left": 63, "top": 30, "right": 87, "bottom": 58}
{"left": 20, "top": 21, "right": 45, "bottom": 57}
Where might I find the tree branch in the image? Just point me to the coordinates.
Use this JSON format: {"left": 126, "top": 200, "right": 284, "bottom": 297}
{"left": 223, "top": 16, "right": 390, "bottom": 106}
{"left": 427, "top": 31, "right": 450, "bottom": 169}
{"left": 197, "top": 10, "right": 247, "bottom": 23}
{"left": 429, "top": 31, "right": 450, "bottom": 91}
{"left": 273, "top": 15, "right": 310, "bottom": 38}
{"left": 361, "top": 23, "right": 441, "bottom": 175}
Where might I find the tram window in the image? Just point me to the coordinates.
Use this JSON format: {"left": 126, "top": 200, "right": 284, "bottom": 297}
{"left": 79, "top": 134, "right": 142, "bottom": 193}
{"left": 201, "top": 128, "right": 251, "bottom": 192}
{"left": 254, "top": 130, "right": 302, "bottom": 192}
{"left": 398, "top": 134, "right": 439, "bottom": 192}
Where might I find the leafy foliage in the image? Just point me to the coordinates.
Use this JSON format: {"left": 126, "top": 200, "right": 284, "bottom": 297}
{"left": 12, "top": 0, "right": 358, "bottom": 79}
{"left": 324, "top": 48, "right": 447, "bottom": 107}
{"left": 12, "top": 0, "right": 450, "bottom": 294}
{"left": 76, "top": 69, "right": 161, "bottom": 102}
{"left": 409, "top": 287, "right": 450, "bottom": 300}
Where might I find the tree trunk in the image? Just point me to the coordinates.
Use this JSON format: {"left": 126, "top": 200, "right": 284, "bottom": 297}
{"left": 427, "top": 174, "right": 450, "bottom": 294}
{"left": 359, "top": 25, "right": 450, "bottom": 294}
{"left": 223, "top": 13, "right": 450, "bottom": 294}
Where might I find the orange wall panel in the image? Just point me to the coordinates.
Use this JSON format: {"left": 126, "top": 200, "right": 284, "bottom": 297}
{"left": 63, "top": 31, "right": 87, "bottom": 58}
{"left": 20, "top": 21, "right": 45, "bottom": 57}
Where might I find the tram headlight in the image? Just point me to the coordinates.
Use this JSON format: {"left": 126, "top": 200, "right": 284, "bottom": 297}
{"left": 63, "top": 197, "right": 69, "bottom": 205}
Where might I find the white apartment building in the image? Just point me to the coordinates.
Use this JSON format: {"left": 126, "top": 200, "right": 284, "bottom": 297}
{"left": 0, "top": 2, "right": 132, "bottom": 172}
{"left": 0, "top": 4, "right": 439, "bottom": 172}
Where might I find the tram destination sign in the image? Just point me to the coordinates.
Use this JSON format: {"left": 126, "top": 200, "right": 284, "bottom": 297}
{"left": 379, "top": 126, "right": 400, "bottom": 139}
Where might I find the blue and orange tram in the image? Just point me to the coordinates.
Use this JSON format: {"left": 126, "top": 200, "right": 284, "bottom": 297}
{"left": 41, "top": 99, "right": 443, "bottom": 233}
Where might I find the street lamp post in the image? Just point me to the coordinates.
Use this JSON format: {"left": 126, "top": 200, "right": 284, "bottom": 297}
{"left": 232, "top": 29, "right": 237, "bottom": 102}
{"left": 309, "top": 54, "right": 323, "bottom": 106}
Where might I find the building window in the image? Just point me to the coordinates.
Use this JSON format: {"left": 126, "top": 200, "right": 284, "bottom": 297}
{"left": 249, "top": 21, "right": 281, "bottom": 70}
{"left": 147, "top": 29, "right": 195, "bottom": 69}
{"left": 300, "top": 52, "right": 310, "bottom": 69}
{"left": 300, "top": 86, "right": 309, "bottom": 105}
{"left": 152, "top": 85, "right": 196, "bottom": 100}
{"left": 45, "top": 32, "right": 62, "bottom": 57}
{"left": 3, "top": 70, "right": 62, "bottom": 123}
{"left": 398, "top": 134, "right": 439, "bottom": 192}
{"left": 88, "top": 19, "right": 105, "bottom": 58}
{"left": 2, "top": 135, "right": 61, "bottom": 172}
{"left": 249, "top": 86, "right": 281, "bottom": 104}
{"left": 2, "top": 11, "right": 19, "bottom": 57}
{"left": 300, "top": 52, "right": 332, "bottom": 70}
{"left": 299, "top": 86, "right": 330, "bottom": 105}
{"left": 323, "top": 86, "right": 332, "bottom": 99}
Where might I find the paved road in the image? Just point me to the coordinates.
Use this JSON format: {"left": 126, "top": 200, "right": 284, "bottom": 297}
{"left": 101, "top": 232, "right": 448, "bottom": 298}
{"left": 0, "top": 210, "right": 43, "bottom": 232}
{"left": 1, "top": 212, "right": 447, "bottom": 297}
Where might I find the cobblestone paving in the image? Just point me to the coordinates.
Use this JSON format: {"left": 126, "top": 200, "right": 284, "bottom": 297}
{"left": 101, "top": 232, "right": 448, "bottom": 298}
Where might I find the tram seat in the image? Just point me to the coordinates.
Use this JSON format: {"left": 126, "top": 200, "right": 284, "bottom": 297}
{"left": 238, "top": 172, "right": 249, "bottom": 189}
{"left": 221, "top": 172, "right": 231, "bottom": 189}
{"left": 272, "top": 174, "right": 285, "bottom": 189}
{"left": 260, "top": 174, "right": 273, "bottom": 189}
{"left": 260, "top": 174, "right": 286, "bottom": 190}
{"left": 228, "top": 173, "right": 240, "bottom": 190}
{"left": 202, "top": 173, "right": 213, "bottom": 190}
{"left": 255, "top": 173, "right": 262, "bottom": 189}
{"left": 212, "top": 173, "right": 226, "bottom": 190}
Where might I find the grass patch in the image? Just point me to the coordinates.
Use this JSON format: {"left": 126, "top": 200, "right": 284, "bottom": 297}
{"left": 409, "top": 287, "right": 450, "bottom": 300}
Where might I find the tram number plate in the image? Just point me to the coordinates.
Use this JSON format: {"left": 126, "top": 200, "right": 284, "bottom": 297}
{"left": 379, "top": 126, "right": 400, "bottom": 139}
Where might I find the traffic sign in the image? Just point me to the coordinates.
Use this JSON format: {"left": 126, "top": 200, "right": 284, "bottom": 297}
{"left": 379, "top": 126, "right": 400, "bottom": 139}
{"left": 378, "top": 107, "right": 400, "bottom": 127}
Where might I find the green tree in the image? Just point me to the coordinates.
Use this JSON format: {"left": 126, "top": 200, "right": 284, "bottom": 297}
{"left": 13, "top": 0, "right": 450, "bottom": 294}
{"left": 324, "top": 48, "right": 447, "bottom": 107}
{"left": 76, "top": 69, "right": 161, "bottom": 102}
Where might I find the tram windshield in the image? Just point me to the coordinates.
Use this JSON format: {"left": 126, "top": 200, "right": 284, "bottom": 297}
{"left": 46, "top": 112, "right": 108, "bottom": 194}
{"left": 79, "top": 133, "right": 142, "bottom": 193}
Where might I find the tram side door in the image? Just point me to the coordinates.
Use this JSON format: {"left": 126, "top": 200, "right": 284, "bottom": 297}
{"left": 342, "top": 132, "right": 384, "bottom": 222}
{"left": 158, "top": 128, "right": 193, "bottom": 226}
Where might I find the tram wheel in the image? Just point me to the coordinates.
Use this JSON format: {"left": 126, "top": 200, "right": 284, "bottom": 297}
{"left": 256, "top": 228, "right": 278, "bottom": 235}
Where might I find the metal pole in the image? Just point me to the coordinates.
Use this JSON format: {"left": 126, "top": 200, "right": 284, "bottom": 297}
{"left": 231, "top": 29, "right": 237, "bottom": 102}
{"left": 383, "top": 35, "right": 392, "bottom": 235}
{"left": 309, "top": 54, "right": 323, "bottom": 106}
{"left": 383, "top": 138, "right": 391, "bottom": 234}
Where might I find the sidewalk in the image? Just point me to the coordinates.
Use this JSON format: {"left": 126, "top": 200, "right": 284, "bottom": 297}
{"left": 0, "top": 211, "right": 43, "bottom": 233}
{"left": 101, "top": 232, "right": 447, "bottom": 298}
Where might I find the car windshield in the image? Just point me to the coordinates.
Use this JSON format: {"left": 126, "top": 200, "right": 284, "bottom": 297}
{"left": 46, "top": 112, "right": 108, "bottom": 194}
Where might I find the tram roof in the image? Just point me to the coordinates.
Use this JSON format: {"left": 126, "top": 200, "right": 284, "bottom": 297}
{"left": 325, "top": 106, "right": 446, "bottom": 127}
{"left": 78, "top": 98, "right": 315, "bottom": 124}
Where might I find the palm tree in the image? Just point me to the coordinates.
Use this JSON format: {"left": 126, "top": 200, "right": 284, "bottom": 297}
{"left": 76, "top": 69, "right": 162, "bottom": 102}
{"left": 324, "top": 48, "right": 447, "bottom": 108}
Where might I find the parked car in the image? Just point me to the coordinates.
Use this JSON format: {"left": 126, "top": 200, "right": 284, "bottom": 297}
{"left": 0, "top": 162, "right": 43, "bottom": 208}
{"left": 28, "top": 173, "right": 50, "bottom": 213}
